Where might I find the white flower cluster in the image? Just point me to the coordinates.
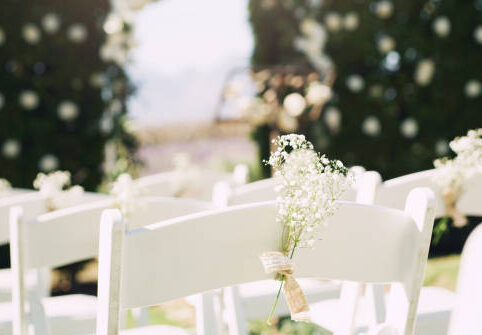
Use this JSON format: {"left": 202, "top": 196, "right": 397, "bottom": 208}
{"left": 33, "top": 171, "right": 84, "bottom": 211}
{"left": 414, "top": 59, "right": 436, "bottom": 86}
{"left": 239, "top": 73, "right": 333, "bottom": 132}
{"left": 433, "top": 129, "right": 482, "bottom": 193}
{"left": 267, "top": 134, "right": 352, "bottom": 252}
{"left": 100, "top": 0, "right": 153, "bottom": 65}
{"left": 110, "top": 173, "right": 143, "bottom": 218}
{"left": 170, "top": 153, "right": 201, "bottom": 197}
{"left": 294, "top": 19, "right": 333, "bottom": 73}
{"left": 0, "top": 178, "right": 12, "bottom": 198}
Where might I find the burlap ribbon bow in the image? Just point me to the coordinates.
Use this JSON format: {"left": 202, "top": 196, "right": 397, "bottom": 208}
{"left": 259, "top": 251, "right": 310, "bottom": 322}
{"left": 443, "top": 187, "right": 467, "bottom": 227}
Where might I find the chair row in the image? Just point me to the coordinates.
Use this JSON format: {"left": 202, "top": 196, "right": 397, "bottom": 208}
{"left": 0, "top": 166, "right": 479, "bottom": 334}
{"left": 213, "top": 167, "right": 482, "bottom": 335}
{"left": 6, "top": 186, "right": 435, "bottom": 335}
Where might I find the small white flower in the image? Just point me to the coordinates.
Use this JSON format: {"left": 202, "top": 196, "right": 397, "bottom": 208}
{"left": 378, "top": 35, "right": 396, "bottom": 54}
{"left": 277, "top": 111, "right": 299, "bottom": 132}
{"left": 34, "top": 171, "right": 70, "bottom": 198}
{"left": 89, "top": 72, "right": 106, "bottom": 88}
{"left": 42, "top": 13, "right": 61, "bottom": 34}
{"left": 103, "top": 13, "right": 124, "bottom": 34}
{"left": 19, "top": 90, "right": 39, "bottom": 110}
{"left": 67, "top": 24, "right": 88, "bottom": 43}
{"left": 99, "top": 115, "right": 114, "bottom": 134}
{"left": 283, "top": 93, "right": 306, "bottom": 117}
{"left": 464, "top": 80, "right": 481, "bottom": 98}
{"left": 306, "top": 82, "right": 332, "bottom": 105}
{"left": 108, "top": 99, "right": 123, "bottom": 114}
{"left": 33, "top": 170, "right": 84, "bottom": 210}
{"left": 300, "top": 19, "right": 326, "bottom": 40}
{"left": 414, "top": 59, "right": 435, "bottom": 86}
{"left": 376, "top": 1, "right": 394, "bottom": 19}
{"left": 362, "top": 116, "right": 381, "bottom": 136}
{"left": 400, "top": 118, "right": 419, "bottom": 139}
{"left": 22, "top": 24, "right": 41, "bottom": 44}
{"left": 435, "top": 139, "right": 449, "bottom": 156}
{"left": 0, "top": 27, "right": 5, "bottom": 46}
{"left": 346, "top": 74, "right": 365, "bottom": 93}
{"left": 0, "top": 179, "right": 11, "bottom": 198}
{"left": 2, "top": 139, "right": 21, "bottom": 159}
{"left": 433, "top": 129, "right": 482, "bottom": 194}
{"left": 39, "top": 154, "right": 59, "bottom": 172}
{"left": 169, "top": 153, "right": 202, "bottom": 197}
{"left": 267, "top": 134, "right": 352, "bottom": 251}
{"left": 111, "top": 173, "right": 143, "bottom": 217}
{"left": 324, "top": 107, "right": 342, "bottom": 133}
{"left": 100, "top": 31, "right": 132, "bottom": 65}
{"left": 239, "top": 97, "right": 273, "bottom": 126}
{"left": 344, "top": 12, "right": 359, "bottom": 31}
{"left": 0, "top": 92, "right": 4, "bottom": 109}
{"left": 57, "top": 100, "right": 79, "bottom": 121}
{"left": 324, "top": 12, "right": 342, "bottom": 32}
{"left": 432, "top": 16, "right": 451, "bottom": 38}
{"left": 474, "top": 25, "right": 482, "bottom": 44}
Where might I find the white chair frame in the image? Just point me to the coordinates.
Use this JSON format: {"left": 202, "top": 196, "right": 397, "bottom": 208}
{"left": 210, "top": 168, "right": 371, "bottom": 334}
{"left": 447, "top": 223, "right": 482, "bottom": 334}
{"left": 96, "top": 187, "right": 435, "bottom": 335}
{"left": 0, "top": 191, "right": 108, "bottom": 303}
{"left": 321, "top": 170, "right": 482, "bottom": 335}
{"left": 7, "top": 197, "right": 214, "bottom": 335}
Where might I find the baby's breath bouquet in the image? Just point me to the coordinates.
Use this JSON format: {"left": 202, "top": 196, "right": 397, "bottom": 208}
{"left": 33, "top": 171, "right": 84, "bottom": 211}
{"left": 433, "top": 128, "right": 482, "bottom": 227}
{"left": 110, "top": 173, "right": 144, "bottom": 219}
{"left": 262, "top": 134, "right": 352, "bottom": 324}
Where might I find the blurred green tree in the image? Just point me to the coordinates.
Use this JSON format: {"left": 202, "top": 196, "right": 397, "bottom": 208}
{"left": 0, "top": 0, "right": 137, "bottom": 191}
{"left": 249, "top": 0, "right": 482, "bottom": 179}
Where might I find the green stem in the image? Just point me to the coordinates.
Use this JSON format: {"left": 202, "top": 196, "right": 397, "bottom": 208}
{"left": 266, "top": 240, "right": 298, "bottom": 326}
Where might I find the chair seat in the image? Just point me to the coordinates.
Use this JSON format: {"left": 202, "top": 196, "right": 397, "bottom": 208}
{"left": 0, "top": 294, "right": 97, "bottom": 334}
{"left": 310, "top": 286, "right": 455, "bottom": 335}
{"left": 0, "top": 268, "right": 41, "bottom": 302}
{"left": 239, "top": 278, "right": 340, "bottom": 320}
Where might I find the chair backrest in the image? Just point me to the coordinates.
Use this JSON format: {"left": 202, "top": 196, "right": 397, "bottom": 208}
{"left": 135, "top": 165, "right": 248, "bottom": 201}
{"left": 0, "top": 191, "right": 109, "bottom": 245}
{"left": 351, "top": 169, "right": 481, "bottom": 334}
{"left": 0, "top": 192, "right": 45, "bottom": 245}
{"left": 375, "top": 169, "right": 482, "bottom": 218}
{"left": 9, "top": 196, "right": 214, "bottom": 335}
{"left": 96, "top": 188, "right": 435, "bottom": 335}
{"left": 212, "top": 167, "right": 370, "bottom": 207}
{"left": 447, "top": 223, "right": 482, "bottom": 335}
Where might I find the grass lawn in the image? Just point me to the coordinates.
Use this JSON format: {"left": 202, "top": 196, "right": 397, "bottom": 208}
{"left": 128, "top": 254, "right": 461, "bottom": 334}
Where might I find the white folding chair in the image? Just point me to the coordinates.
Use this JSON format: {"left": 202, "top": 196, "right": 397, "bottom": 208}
{"left": 0, "top": 191, "right": 108, "bottom": 302}
{"left": 211, "top": 168, "right": 371, "bottom": 334}
{"left": 2, "top": 197, "right": 214, "bottom": 335}
{"left": 96, "top": 187, "right": 435, "bottom": 335}
{"left": 446, "top": 223, "right": 482, "bottom": 335}
{"left": 135, "top": 164, "right": 248, "bottom": 201}
{"left": 312, "top": 170, "right": 482, "bottom": 335}
{"left": 210, "top": 167, "right": 370, "bottom": 334}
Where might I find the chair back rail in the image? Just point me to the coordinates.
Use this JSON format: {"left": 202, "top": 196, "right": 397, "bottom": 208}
{"left": 375, "top": 169, "right": 482, "bottom": 217}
